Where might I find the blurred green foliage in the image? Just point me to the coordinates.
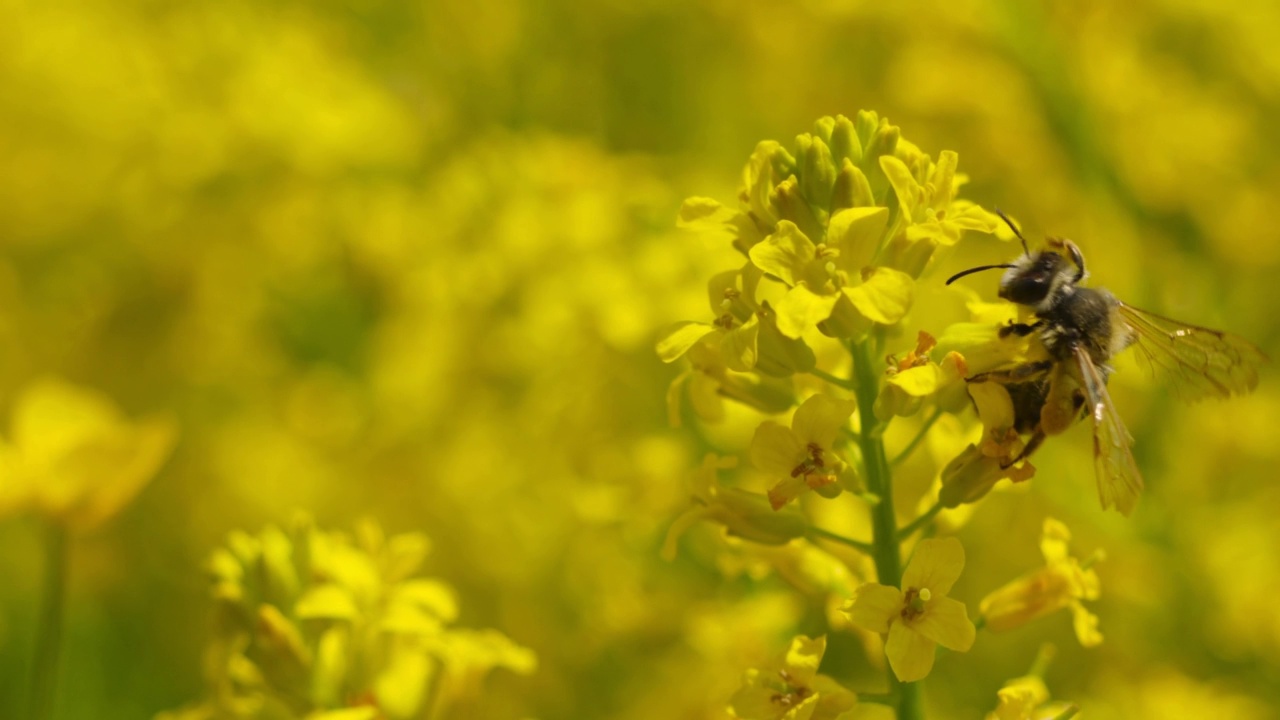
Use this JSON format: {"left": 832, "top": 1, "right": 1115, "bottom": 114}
{"left": 1, "top": 0, "right": 1279, "bottom": 718}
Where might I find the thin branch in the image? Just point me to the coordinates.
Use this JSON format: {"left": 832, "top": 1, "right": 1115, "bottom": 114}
{"left": 806, "top": 525, "right": 874, "bottom": 554}
{"left": 808, "top": 367, "right": 858, "bottom": 391}
{"left": 889, "top": 407, "right": 944, "bottom": 467}
{"left": 897, "top": 500, "right": 945, "bottom": 541}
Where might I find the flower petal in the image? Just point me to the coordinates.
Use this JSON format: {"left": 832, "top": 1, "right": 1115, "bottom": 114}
{"left": 749, "top": 422, "right": 804, "bottom": 476}
{"left": 843, "top": 267, "right": 913, "bottom": 325}
{"left": 677, "top": 196, "right": 736, "bottom": 229}
{"left": 886, "top": 364, "right": 943, "bottom": 397}
{"left": 773, "top": 285, "right": 840, "bottom": 339}
{"left": 846, "top": 583, "right": 903, "bottom": 634}
{"left": 914, "top": 596, "right": 975, "bottom": 652}
{"left": 655, "top": 322, "right": 716, "bottom": 363}
{"left": 767, "top": 474, "right": 812, "bottom": 510}
{"left": 1039, "top": 517, "right": 1071, "bottom": 564}
{"left": 783, "top": 634, "right": 826, "bottom": 687}
{"left": 902, "top": 537, "right": 966, "bottom": 597}
{"left": 969, "top": 381, "right": 1016, "bottom": 432}
{"left": 880, "top": 155, "right": 922, "bottom": 217}
{"left": 1070, "top": 601, "right": 1103, "bottom": 647}
{"left": 749, "top": 221, "right": 815, "bottom": 287}
{"left": 720, "top": 318, "right": 761, "bottom": 372}
{"left": 792, "top": 394, "right": 857, "bottom": 449}
{"left": 885, "top": 622, "right": 936, "bottom": 683}
{"left": 828, "top": 206, "right": 889, "bottom": 272}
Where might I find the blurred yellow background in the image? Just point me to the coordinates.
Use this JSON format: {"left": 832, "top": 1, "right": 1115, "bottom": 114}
{"left": 1, "top": 0, "right": 1278, "bottom": 718}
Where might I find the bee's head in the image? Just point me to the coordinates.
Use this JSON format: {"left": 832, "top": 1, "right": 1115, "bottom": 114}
{"left": 944, "top": 209, "right": 1087, "bottom": 310}
{"left": 997, "top": 245, "right": 1084, "bottom": 308}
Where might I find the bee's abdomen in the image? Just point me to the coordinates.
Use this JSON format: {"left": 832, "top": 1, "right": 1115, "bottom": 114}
{"left": 1006, "top": 381, "right": 1049, "bottom": 435}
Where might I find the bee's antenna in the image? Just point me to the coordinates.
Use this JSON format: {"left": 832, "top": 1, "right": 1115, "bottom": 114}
{"left": 995, "top": 208, "right": 1031, "bottom": 257}
{"left": 945, "top": 264, "right": 1017, "bottom": 286}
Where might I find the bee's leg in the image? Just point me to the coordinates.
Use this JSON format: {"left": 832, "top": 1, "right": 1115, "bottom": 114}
{"left": 1001, "top": 430, "right": 1046, "bottom": 469}
{"left": 967, "top": 360, "right": 1054, "bottom": 385}
{"left": 998, "top": 320, "right": 1044, "bottom": 339}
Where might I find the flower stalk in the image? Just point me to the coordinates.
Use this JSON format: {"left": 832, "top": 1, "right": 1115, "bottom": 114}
{"left": 850, "top": 339, "right": 923, "bottom": 720}
{"left": 29, "top": 521, "right": 69, "bottom": 720}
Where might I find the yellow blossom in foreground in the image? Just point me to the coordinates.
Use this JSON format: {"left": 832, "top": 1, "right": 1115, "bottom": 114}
{"left": 749, "top": 394, "right": 857, "bottom": 509}
{"left": 875, "top": 331, "right": 970, "bottom": 420}
{"left": 938, "top": 382, "right": 1035, "bottom": 508}
{"left": 845, "top": 537, "right": 976, "bottom": 682}
{"left": 728, "top": 635, "right": 857, "bottom": 720}
{"left": 0, "top": 377, "right": 176, "bottom": 533}
{"left": 979, "top": 518, "right": 1103, "bottom": 647}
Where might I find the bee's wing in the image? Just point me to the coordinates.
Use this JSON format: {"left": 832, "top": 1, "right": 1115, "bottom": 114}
{"left": 1073, "top": 345, "right": 1144, "bottom": 515}
{"left": 1118, "top": 303, "right": 1266, "bottom": 402}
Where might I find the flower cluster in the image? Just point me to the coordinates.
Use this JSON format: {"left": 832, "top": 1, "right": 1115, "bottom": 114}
{"left": 661, "top": 113, "right": 1114, "bottom": 719}
{"left": 161, "top": 516, "right": 535, "bottom": 720}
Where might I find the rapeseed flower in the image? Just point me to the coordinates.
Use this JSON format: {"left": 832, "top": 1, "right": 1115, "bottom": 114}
{"left": 0, "top": 377, "right": 175, "bottom": 533}
{"left": 662, "top": 454, "right": 809, "bottom": 560}
{"left": 165, "top": 516, "right": 534, "bottom": 719}
{"left": 749, "top": 394, "right": 857, "bottom": 509}
{"left": 728, "top": 635, "right": 856, "bottom": 720}
{"left": 845, "top": 537, "right": 976, "bottom": 682}
{"left": 980, "top": 518, "right": 1103, "bottom": 647}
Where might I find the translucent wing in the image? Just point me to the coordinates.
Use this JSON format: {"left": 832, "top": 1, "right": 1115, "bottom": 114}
{"left": 1118, "top": 303, "right": 1266, "bottom": 402}
{"left": 1073, "top": 346, "right": 1144, "bottom": 515}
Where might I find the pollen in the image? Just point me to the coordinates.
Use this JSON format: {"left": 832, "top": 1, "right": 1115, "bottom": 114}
{"left": 919, "top": 588, "right": 932, "bottom": 602}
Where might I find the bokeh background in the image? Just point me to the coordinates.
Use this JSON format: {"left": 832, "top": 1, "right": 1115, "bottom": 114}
{"left": 1, "top": 0, "right": 1279, "bottom": 717}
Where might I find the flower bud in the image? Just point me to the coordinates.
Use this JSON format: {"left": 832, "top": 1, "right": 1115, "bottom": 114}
{"left": 771, "top": 176, "right": 824, "bottom": 245}
{"left": 828, "top": 114, "right": 860, "bottom": 167}
{"left": 796, "top": 134, "right": 837, "bottom": 217}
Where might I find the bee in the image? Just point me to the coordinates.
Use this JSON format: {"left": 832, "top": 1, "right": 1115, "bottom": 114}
{"left": 946, "top": 212, "right": 1266, "bottom": 515}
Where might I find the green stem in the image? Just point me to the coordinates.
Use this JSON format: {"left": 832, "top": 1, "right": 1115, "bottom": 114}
{"left": 1028, "top": 643, "right": 1057, "bottom": 678}
{"left": 890, "top": 407, "right": 944, "bottom": 467}
{"left": 422, "top": 654, "right": 444, "bottom": 720}
{"left": 809, "top": 366, "right": 858, "bottom": 391}
{"left": 806, "top": 526, "right": 874, "bottom": 553}
{"left": 897, "top": 500, "right": 945, "bottom": 541}
{"left": 850, "top": 340, "right": 924, "bottom": 720}
{"left": 30, "top": 522, "right": 68, "bottom": 720}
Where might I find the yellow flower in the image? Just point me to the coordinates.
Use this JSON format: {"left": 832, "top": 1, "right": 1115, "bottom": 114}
{"left": 176, "top": 516, "right": 535, "bottom": 719}
{"left": 656, "top": 264, "right": 815, "bottom": 376}
{"left": 665, "top": 341, "right": 797, "bottom": 427}
{"left": 985, "top": 675, "right": 1078, "bottom": 720}
{"left": 0, "top": 377, "right": 176, "bottom": 533}
{"left": 749, "top": 394, "right": 858, "bottom": 509}
{"left": 728, "top": 635, "right": 857, "bottom": 720}
{"left": 979, "top": 518, "right": 1104, "bottom": 647}
{"left": 661, "top": 454, "right": 809, "bottom": 560}
{"left": 845, "top": 537, "right": 976, "bottom": 682}
{"left": 937, "top": 381, "right": 1036, "bottom": 508}
{"left": 874, "top": 331, "right": 970, "bottom": 420}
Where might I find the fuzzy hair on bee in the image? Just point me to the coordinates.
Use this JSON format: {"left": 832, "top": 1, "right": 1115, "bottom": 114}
{"left": 946, "top": 211, "right": 1265, "bottom": 515}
